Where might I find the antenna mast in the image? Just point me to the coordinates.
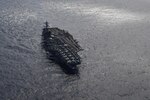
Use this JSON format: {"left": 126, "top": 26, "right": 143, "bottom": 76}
{"left": 45, "top": 21, "right": 49, "bottom": 28}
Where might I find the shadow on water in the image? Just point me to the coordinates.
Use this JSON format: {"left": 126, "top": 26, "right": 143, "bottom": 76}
{"left": 41, "top": 29, "right": 79, "bottom": 75}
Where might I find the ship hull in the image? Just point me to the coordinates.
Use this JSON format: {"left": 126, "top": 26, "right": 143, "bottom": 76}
{"left": 42, "top": 25, "right": 82, "bottom": 74}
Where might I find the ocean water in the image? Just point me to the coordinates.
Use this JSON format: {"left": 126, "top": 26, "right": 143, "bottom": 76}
{"left": 0, "top": 0, "right": 150, "bottom": 100}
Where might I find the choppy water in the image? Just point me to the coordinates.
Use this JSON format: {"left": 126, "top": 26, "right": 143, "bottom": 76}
{"left": 1, "top": 0, "right": 150, "bottom": 100}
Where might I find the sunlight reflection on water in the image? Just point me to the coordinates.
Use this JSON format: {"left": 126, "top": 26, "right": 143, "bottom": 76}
{"left": 41, "top": 1, "right": 145, "bottom": 25}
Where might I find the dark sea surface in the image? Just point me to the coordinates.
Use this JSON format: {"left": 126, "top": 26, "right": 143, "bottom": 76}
{"left": 1, "top": 0, "right": 150, "bottom": 100}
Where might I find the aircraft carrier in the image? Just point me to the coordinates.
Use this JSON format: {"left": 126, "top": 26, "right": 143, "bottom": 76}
{"left": 42, "top": 22, "right": 83, "bottom": 74}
